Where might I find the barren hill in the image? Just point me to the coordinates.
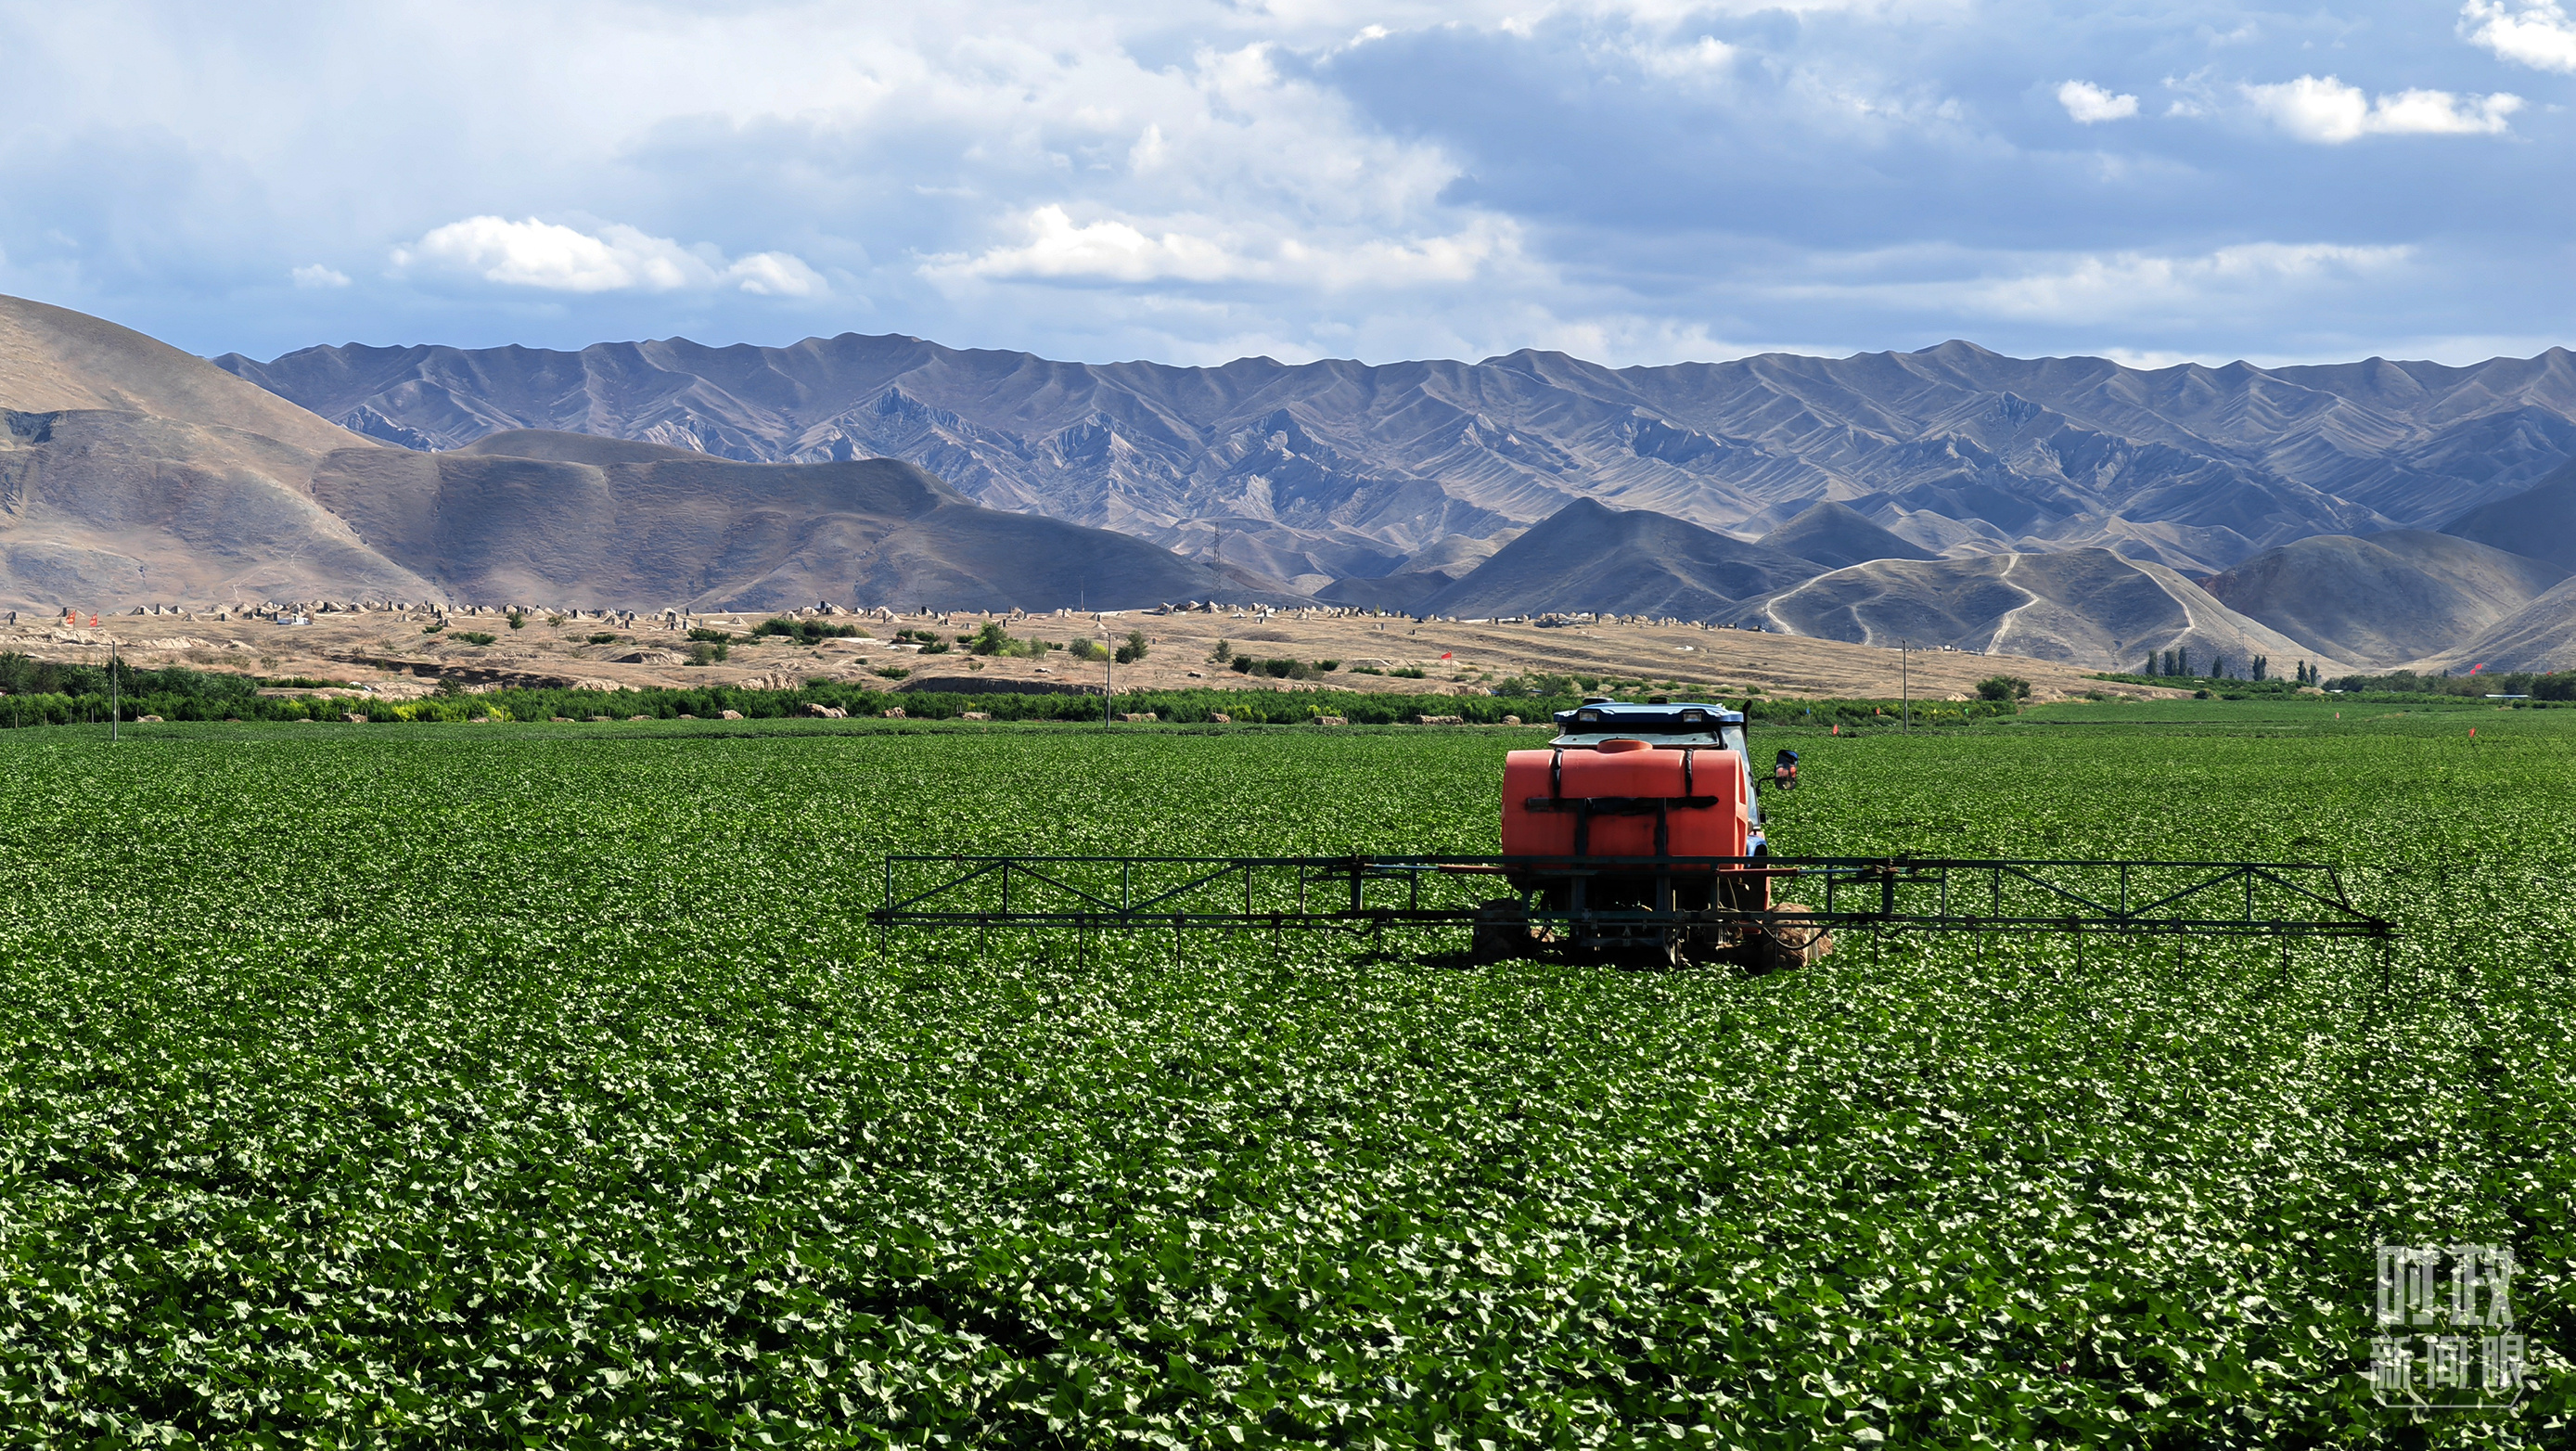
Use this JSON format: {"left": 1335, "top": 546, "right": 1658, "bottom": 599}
{"left": 0, "top": 296, "right": 1282, "bottom": 614}
{"left": 2441, "top": 460, "right": 2576, "bottom": 572}
{"left": 2426, "top": 576, "right": 2576, "bottom": 673}
{"left": 314, "top": 430, "right": 1283, "bottom": 612}
{"left": 1417, "top": 499, "right": 1822, "bottom": 620}
{"left": 2, "top": 295, "right": 368, "bottom": 456}
{"left": 1743, "top": 548, "right": 2332, "bottom": 672}
{"left": 1757, "top": 501, "right": 1938, "bottom": 570}
{"left": 2200, "top": 531, "right": 2567, "bottom": 667}
{"left": 0, "top": 295, "right": 425, "bottom": 611}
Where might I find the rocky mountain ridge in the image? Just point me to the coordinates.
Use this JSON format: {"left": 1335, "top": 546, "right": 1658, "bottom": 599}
{"left": 221, "top": 333, "right": 2576, "bottom": 586}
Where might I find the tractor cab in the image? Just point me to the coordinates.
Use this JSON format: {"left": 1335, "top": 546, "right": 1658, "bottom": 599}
{"left": 1547, "top": 699, "right": 1765, "bottom": 846}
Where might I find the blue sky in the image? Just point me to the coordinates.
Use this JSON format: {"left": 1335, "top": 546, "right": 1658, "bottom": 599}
{"left": 2, "top": 0, "right": 2570, "bottom": 368}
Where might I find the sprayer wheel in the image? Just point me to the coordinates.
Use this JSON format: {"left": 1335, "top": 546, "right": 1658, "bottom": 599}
{"left": 1470, "top": 900, "right": 1532, "bottom": 964}
{"left": 1755, "top": 904, "right": 1833, "bottom": 973}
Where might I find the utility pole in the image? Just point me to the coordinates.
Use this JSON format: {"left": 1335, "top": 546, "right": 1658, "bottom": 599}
{"left": 1103, "top": 619, "right": 1113, "bottom": 727}
{"left": 109, "top": 638, "right": 120, "bottom": 743}
{"left": 1900, "top": 641, "right": 1910, "bottom": 733}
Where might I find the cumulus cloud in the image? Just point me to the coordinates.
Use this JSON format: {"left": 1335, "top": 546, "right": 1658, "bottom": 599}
{"left": 2461, "top": 0, "right": 2576, "bottom": 73}
{"left": 2057, "top": 80, "right": 2138, "bottom": 123}
{"left": 939, "top": 207, "right": 1243, "bottom": 285}
{"left": 5, "top": 1, "right": 2570, "bottom": 369}
{"left": 289, "top": 263, "right": 351, "bottom": 289}
{"left": 2241, "top": 75, "right": 2521, "bottom": 143}
{"left": 927, "top": 205, "right": 1515, "bottom": 290}
{"left": 391, "top": 216, "right": 826, "bottom": 296}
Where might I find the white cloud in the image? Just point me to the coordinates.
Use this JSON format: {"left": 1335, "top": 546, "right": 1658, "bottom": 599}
{"left": 2241, "top": 75, "right": 2521, "bottom": 143}
{"left": 1798, "top": 241, "right": 2416, "bottom": 327}
{"left": 2461, "top": 0, "right": 2576, "bottom": 73}
{"left": 390, "top": 216, "right": 825, "bottom": 296}
{"left": 927, "top": 204, "right": 1515, "bottom": 290}
{"left": 723, "top": 252, "right": 831, "bottom": 298}
{"left": 1632, "top": 35, "right": 1737, "bottom": 79}
{"left": 2057, "top": 80, "right": 2138, "bottom": 123}
{"left": 1960, "top": 242, "right": 2413, "bottom": 319}
{"left": 289, "top": 263, "right": 351, "bottom": 289}
{"left": 942, "top": 206, "right": 1243, "bottom": 284}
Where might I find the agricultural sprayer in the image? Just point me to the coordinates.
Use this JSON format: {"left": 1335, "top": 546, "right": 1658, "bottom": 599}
{"left": 869, "top": 699, "right": 2391, "bottom": 964}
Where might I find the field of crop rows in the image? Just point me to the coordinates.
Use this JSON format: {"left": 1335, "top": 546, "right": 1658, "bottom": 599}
{"left": 0, "top": 703, "right": 2568, "bottom": 1446}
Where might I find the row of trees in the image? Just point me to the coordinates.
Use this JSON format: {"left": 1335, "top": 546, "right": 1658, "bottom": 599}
{"left": 2320, "top": 668, "right": 2576, "bottom": 699}
{"left": 2137, "top": 648, "right": 2321, "bottom": 684}
{"left": 0, "top": 670, "right": 2023, "bottom": 731}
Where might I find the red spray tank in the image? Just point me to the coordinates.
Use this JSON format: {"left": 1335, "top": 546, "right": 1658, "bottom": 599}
{"left": 1501, "top": 738, "right": 1751, "bottom": 859}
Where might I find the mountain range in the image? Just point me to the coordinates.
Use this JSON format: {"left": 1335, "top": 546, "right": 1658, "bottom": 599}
{"left": 219, "top": 330, "right": 2576, "bottom": 587}
{"left": 10, "top": 291, "right": 2576, "bottom": 672}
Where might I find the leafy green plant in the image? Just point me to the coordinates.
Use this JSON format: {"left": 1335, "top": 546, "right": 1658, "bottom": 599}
{"left": 1113, "top": 629, "right": 1149, "bottom": 664}
{"left": 421, "top": 623, "right": 445, "bottom": 636}
{"left": 874, "top": 665, "right": 911, "bottom": 680}
{"left": 506, "top": 610, "right": 526, "bottom": 630}
{"left": 686, "top": 628, "right": 734, "bottom": 644}
{"left": 686, "top": 640, "right": 728, "bottom": 665}
{"left": 454, "top": 631, "right": 497, "bottom": 646}
{"left": 1391, "top": 665, "right": 1427, "bottom": 679}
{"left": 587, "top": 632, "right": 620, "bottom": 645}
{"left": 0, "top": 698, "right": 2564, "bottom": 1445}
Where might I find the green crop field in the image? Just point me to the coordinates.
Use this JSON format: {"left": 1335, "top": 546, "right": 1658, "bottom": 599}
{"left": 0, "top": 702, "right": 2568, "bottom": 1446}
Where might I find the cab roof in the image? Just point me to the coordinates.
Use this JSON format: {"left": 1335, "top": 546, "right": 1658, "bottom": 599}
{"left": 1550, "top": 700, "right": 1743, "bottom": 744}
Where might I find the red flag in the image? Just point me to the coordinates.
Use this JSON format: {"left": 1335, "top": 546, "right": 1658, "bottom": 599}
{"left": 87, "top": 614, "right": 97, "bottom": 627}
{"left": 2470, "top": 727, "right": 2477, "bottom": 737}
{"left": 2469, "top": 662, "right": 2487, "bottom": 674}
{"left": 1832, "top": 724, "right": 1839, "bottom": 735}
{"left": 1440, "top": 652, "right": 1453, "bottom": 660}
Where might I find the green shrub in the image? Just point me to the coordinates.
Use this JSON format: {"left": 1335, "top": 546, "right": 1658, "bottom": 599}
{"left": 587, "top": 633, "right": 619, "bottom": 645}
{"left": 455, "top": 633, "right": 497, "bottom": 646}
{"left": 968, "top": 622, "right": 1051, "bottom": 658}
{"left": 506, "top": 610, "right": 526, "bottom": 630}
{"left": 687, "top": 628, "right": 734, "bottom": 644}
{"left": 1113, "top": 630, "right": 1150, "bottom": 665}
{"left": 1975, "top": 675, "right": 2031, "bottom": 702}
{"left": 751, "top": 618, "right": 867, "bottom": 646}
